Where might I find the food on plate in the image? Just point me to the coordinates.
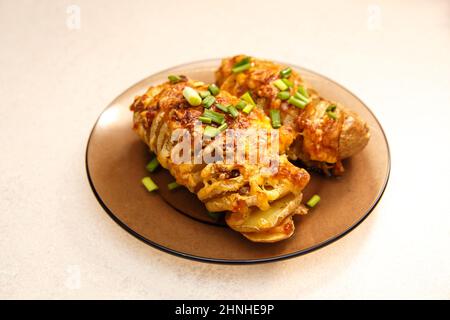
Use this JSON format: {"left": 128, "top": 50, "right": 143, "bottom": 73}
{"left": 130, "top": 77, "right": 310, "bottom": 242}
{"left": 216, "top": 55, "right": 370, "bottom": 175}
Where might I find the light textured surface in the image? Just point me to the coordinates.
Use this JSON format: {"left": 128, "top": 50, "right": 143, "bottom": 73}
{"left": 0, "top": 0, "right": 449, "bottom": 299}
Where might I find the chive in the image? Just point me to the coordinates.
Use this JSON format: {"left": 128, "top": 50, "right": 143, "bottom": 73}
{"left": 183, "top": 87, "right": 202, "bottom": 106}
{"left": 306, "top": 194, "right": 321, "bottom": 207}
{"left": 294, "top": 91, "right": 309, "bottom": 103}
{"left": 288, "top": 96, "right": 307, "bottom": 109}
{"left": 228, "top": 105, "right": 239, "bottom": 118}
{"left": 199, "top": 116, "right": 212, "bottom": 124}
{"left": 146, "top": 157, "right": 160, "bottom": 172}
{"left": 273, "top": 79, "right": 288, "bottom": 91}
{"left": 215, "top": 103, "right": 229, "bottom": 113}
{"left": 270, "top": 109, "right": 281, "bottom": 129}
{"left": 231, "top": 57, "right": 252, "bottom": 73}
{"left": 242, "top": 103, "right": 254, "bottom": 114}
{"left": 217, "top": 122, "right": 228, "bottom": 133}
{"left": 235, "top": 100, "right": 247, "bottom": 110}
{"left": 241, "top": 92, "right": 255, "bottom": 105}
{"left": 277, "top": 91, "right": 290, "bottom": 101}
{"left": 202, "top": 95, "right": 215, "bottom": 108}
{"left": 297, "top": 85, "right": 309, "bottom": 98}
{"left": 327, "top": 111, "right": 337, "bottom": 120}
{"left": 232, "top": 63, "right": 251, "bottom": 73}
{"left": 282, "top": 78, "right": 293, "bottom": 87}
{"left": 279, "top": 67, "right": 292, "bottom": 79}
{"left": 203, "top": 109, "right": 225, "bottom": 124}
{"left": 199, "top": 90, "right": 211, "bottom": 99}
{"left": 232, "top": 56, "right": 251, "bottom": 68}
{"left": 141, "top": 177, "right": 158, "bottom": 192}
{"left": 168, "top": 75, "right": 181, "bottom": 83}
{"left": 208, "top": 84, "right": 220, "bottom": 96}
{"left": 167, "top": 181, "right": 181, "bottom": 190}
{"left": 204, "top": 125, "right": 219, "bottom": 137}
{"left": 326, "top": 104, "right": 337, "bottom": 112}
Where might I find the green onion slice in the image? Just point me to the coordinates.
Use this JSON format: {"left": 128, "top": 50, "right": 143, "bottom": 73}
{"left": 241, "top": 92, "right": 255, "bottom": 105}
{"left": 183, "top": 87, "right": 202, "bottom": 106}
{"left": 277, "top": 91, "right": 290, "bottom": 101}
{"left": 199, "top": 116, "right": 212, "bottom": 124}
{"left": 208, "top": 84, "right": 220, "bottom": 96}
{"left": 217, "top": 122, "right": 228, "bottom": 133}
{"left": 145, "top": 157, "right": 160, "bottom": 172}
{"left": 215, "top": 103, "right": 229, "bottom": 113}
{"left": 270, "top": 109, "right": 281, "bottom": 129}
{"left": 297, "top": 86, "right": 309, "bottom": 98}
{"left": 279, "top": 67, "right": 292, "bottom": 79}
{"left": 273, "top": 79, "right": 288, "bottom": 91}
{"left": 235, "top": 100, "right": 247, "bottom": 110}
{"left": 204, "top": 125, "right": 219, "bottom": 138}
{"left": 202, "top": 95, "right": 215, "bottom": 108}
{"left": 228, "top": 105, "right": 239, "bottom": 118}
{"left": 232, "top": 63, "right": 251, "bottom": 73}
{"left": 199, "top": 90, "right": 211, "bottom": 99}
{"left": 141, "top": 177, "right": 158, "bottom": 192}
{"left": 288, "top": 96, "right": 307, "bottom": 109}
{"left": 203, "top": 109, "right": 225, "bottom": 124}
{"left": 282, "top": 78, "right": 294, "bottom": 87}
{"left": 294, "top": 91, "right": 310, "bottom": 103}
{"left": 327, "top": 111, "right": 337, "bottom": 120}
{"left": 306, "top": 194, "right": 321, "bottom": 207}
{"left": 326, "top": 104, "right": 337, "bottom": 112}
{"left": 168, "top": 75, "right": 182, "bottom": 83}
{"left": 242, "top": 103, "right": 254, "bottom": 114}
{"left": 167, "top": 181, "right": 181, "bottom": 190}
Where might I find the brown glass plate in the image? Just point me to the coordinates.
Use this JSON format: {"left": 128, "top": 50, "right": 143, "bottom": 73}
{"left": 86, "top": 59, "right": 390, "bottom": 264}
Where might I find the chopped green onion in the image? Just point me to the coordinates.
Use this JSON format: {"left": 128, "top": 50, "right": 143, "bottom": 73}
{"left": 277, "top": 91, "right": 290, "bottom": 101}
{"left": 183, "top": 87, "right": 202, "bottom": 106}
{"left": 208, "top": 84, "right": 220, "bottom": 96}
{"left": 270, "top": 109, "right": 281, "bottom": 129}
{"left": 203, "top": 109, "right": 225, "bottom": 124}
{"left": 306, "top": 194, "right": 321, "bottom": 207}
{"left": 167, "top": 181, "right": 181, "bottom": 190}
{"left": 168, "top": 75, "right": 182, "bottom": 83}
{"left": 282, "top": 78, "right": 294, "bottom": 88}
{"left": 279, "top": 67, "right": 292, "bottom": 79}
{"left": 273, "top": 79, "right": 288, "bottom": 91}
{"left": 141, "top": 177, "right": 158, "bottom": 192}
{"left": 203, "top": 125, "right": 219, "bottom": 138}
{"left": 235, "top": 100, "right": 247, "bottom": 110}
{"left": 241, "top": 92, "right": 255, "bottom": 105}
{"left": 228, "top": 105, "right": 239, "bottom": 118}
{"left": 215, "top": 103, "right": 229, "bottom": 113}
{"left": 232, "top": 57, "right": 251, "bottom": 68}
{"left": 294, "top": 91, "right": 309, "bottom": 103}
{"left": 217, "top": 122, "right": 228, "bottom": 133}
{"left": 199, "top": 90, "right": 211, "bottom": 99}
{"left": 145, "top": 157, "right": 160, "bottom": 172}
{"left": 288, "top": 96, "right": 307, "bottom": 109}
{"left": 232, "top": 63, "right": 251, "bottom": 73}
{"left": 242, "top": 103, "right": 254, "bottom": 114}
{"left": 327, "top": 111, "right": 337, "bottom": 120}
{"left": 202, "top": 95, "right": 215, "bottom": 108}
{"left": 199, "top": 116, "right": 212, "bottom": 124}
{"left": 297, "top": 86, "right": 309, "bottom": 98}
{"left": 326, "top": 104, "right": 337, "bottom": 112}
{"left": 232, "top": 57, "right": 252, "bottom": 73}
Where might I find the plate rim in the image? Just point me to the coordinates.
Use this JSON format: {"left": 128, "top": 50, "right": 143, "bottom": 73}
{"left": 85, "top": 58, "right": 391, "bottom": 265}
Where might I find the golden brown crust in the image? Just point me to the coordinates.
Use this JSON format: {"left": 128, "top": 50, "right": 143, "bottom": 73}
{"left": 216, "top": 55, "right": 370, "bottom": 174}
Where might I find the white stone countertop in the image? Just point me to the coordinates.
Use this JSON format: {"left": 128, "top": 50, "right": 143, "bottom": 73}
{"left": 0, "top": 0, "right": 449, "bottom": 299}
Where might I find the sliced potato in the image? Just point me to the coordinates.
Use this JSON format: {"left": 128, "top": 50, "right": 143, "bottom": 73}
{"left": 242, "top": 215, "right": 295, "bottom": 243}
{"left": 225, "top": 193, "right": 302, "bottom": 233}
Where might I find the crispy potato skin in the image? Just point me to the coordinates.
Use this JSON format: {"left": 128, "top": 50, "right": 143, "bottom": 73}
{"left": 216, "top": 55, "right": 370, "bottom": 174}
